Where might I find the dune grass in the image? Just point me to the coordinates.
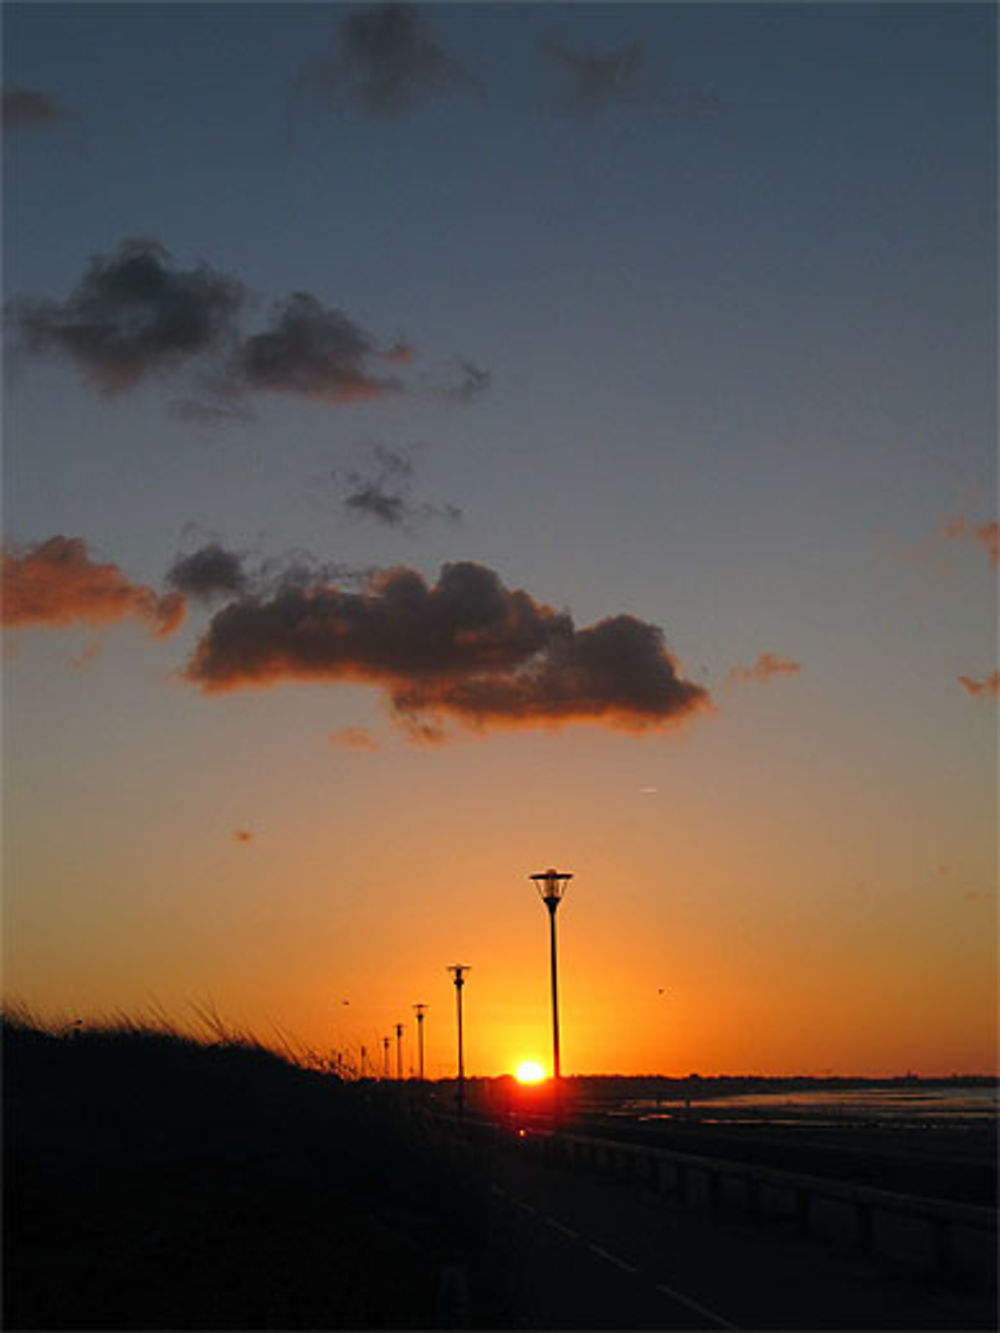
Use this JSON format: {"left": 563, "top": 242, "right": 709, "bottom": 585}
{"left": 2, "top": 1002, "right": 497, "bottom": 1329}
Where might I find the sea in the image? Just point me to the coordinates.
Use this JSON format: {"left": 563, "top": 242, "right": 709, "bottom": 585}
{"left": 619, "top": 1085, "right": 999, "bottom": 1129}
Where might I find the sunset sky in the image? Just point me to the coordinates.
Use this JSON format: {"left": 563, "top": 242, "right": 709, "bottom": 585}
{"left": 3, "top": 2, "right": 996, "bottom": 1078}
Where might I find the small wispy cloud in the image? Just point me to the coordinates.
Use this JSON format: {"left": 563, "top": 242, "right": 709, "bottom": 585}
{"left": 957, "top": 670, "right": 1000, "bottom": 700}
{"left": 539, "top": 30, "right": 646, "bottom": 118}
{"left": 292, "top": 3, "right": 475, "bottom": 120}
{"left": 335, "top": 443, "right": 462, "bottom": 531}
{"left": 329, "top": 726, "right": 379, "bottom": 751}
{"left": 166, "top": 543, "right": 249, "bottom": 603}
{"left": 727, "top": 652, "right": 801, "bottom": 685}
{"left": 3, "top": 85, "right": 75, "bottom": 135}
{"left": 942, "top": 516, "right": 999, "bottom": 569}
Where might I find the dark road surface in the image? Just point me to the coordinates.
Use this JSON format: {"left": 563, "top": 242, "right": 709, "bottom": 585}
{"left": 463, "top": 1132, "right": 996, "bottom": 1330}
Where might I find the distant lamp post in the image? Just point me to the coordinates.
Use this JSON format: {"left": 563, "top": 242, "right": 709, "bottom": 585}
{"left": 395, "top": 1022, "right": 404, "bottom": 1080}
{"left": 360, "top": 1044, "right": 367, "bottom": 1079}
{"left": 530, "top": 868, "right": 573, "bottom": 1113}
{"left": 413, "top": 1003, "right": 427, "bottom": 1081}
{"left": 383, "top": 1035, "right": 390, "bottom": 1079}
{"left": 447, "top": 965, "right": 470, "bottom": 1114}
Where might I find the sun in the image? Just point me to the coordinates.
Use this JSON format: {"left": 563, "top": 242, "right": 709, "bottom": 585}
{"left": 514, "top": 1060, "right": 546, "bottom": 1084}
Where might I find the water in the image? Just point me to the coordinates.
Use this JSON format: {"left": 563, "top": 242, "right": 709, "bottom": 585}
{"left": 622, "top": 1085, "right": 999, "bottom": 1129}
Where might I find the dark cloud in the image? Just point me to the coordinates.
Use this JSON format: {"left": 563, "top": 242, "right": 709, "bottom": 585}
{"left": 336, "top": 444, "right": 461, "bottom": 530}
{"left": 3, "top": 85, "right": 74, "bottom": 134}
{"left": 10, "top": 238, "right": 246, "bottom": 393}
{"left": 166, "top": 542, "right": 369, "bottom": 603}
{"left": 11, "top": 240, "right": 489, "bottom": 414}
{"left": 958, "top": 670, "right": 999, "bottom": 699}
{"left": 2, "top": 535, "right": 184, "bottom": 638}
{"left": 235, "top": 292, "right": 404, "bottom": 403}
{"left": 167, "top": 543, "right": 248, "bottom": 603}
{"left": 539, "top": 31, "right": 645, "bottom": 118}
{"left": 293, "top": 3, "right": 473, "bottom": 119}
{"left": 182, "top": 560, "right": 713, "bottom": 740}
{"left": 232, "top": 829, "right": 254, "bottom": 844}
{"left": 727, "top": 652, "right": 801, "bottom": 685}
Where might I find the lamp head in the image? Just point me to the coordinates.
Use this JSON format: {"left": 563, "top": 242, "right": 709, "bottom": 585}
{"left": 530, "top": 868, "right": 573, "bottom": 907}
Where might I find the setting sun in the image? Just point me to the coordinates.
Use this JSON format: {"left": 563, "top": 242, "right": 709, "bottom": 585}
{"left": 515, "top": 1061, "right": 546, "bottom": 1084}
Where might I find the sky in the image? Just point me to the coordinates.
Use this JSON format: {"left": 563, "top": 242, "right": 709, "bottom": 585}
{"left": 2, "top": 1, "right": 996, "bottom": 1079}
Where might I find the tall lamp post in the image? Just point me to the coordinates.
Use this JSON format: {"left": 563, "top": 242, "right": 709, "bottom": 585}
{"left": 447, "top": 965, "right": 470, "bottom": 1114}
{"left": 530, "top": 868, "right": 573, "bottom": 1118}
{"left": 413, "top": 1003, "right": 427, "bottom": 1081}
{"left": 394, "top": 1022, "right": 404, "bottom": 1080}
{"left": 382, "top": 1035, "right": 390, "bottom": 1079}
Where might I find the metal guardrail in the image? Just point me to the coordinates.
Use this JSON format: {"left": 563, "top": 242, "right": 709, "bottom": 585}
{"left": 425, "top": 1111, "right": 997, "bottom": 1288}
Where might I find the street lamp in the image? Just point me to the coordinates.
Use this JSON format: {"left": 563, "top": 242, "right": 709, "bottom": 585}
{"left": 382, "top": 1035, "right": 390, "bottom": 1079}
{"left": 447, "top": 965, "right": 470, "bottom": 1114}
{"left": 395, "top": 1022, "right": 404, "bottom": 1080}
{"left": 530, "top": 868, "right": 573, "bottom": 1112}
{"left": 413, "top": 1003, "right": 427, "bottom": 1081}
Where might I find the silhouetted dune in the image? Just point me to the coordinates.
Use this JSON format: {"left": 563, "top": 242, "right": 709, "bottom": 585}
{"left": 3, "top": 1015, "right": 489, "bottom": 1329}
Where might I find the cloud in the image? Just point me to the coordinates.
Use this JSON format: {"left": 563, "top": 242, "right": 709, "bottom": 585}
{"left": 293, "top": 3, "right": 473, "bottom": 119}
{"left": 3, "top": 85, "right": 74, "bottom": 134}
{"left": 10, "top": 239, "right": 489, "bottom": 414}
{"left": 329, "top": 726, "right": 380, "bottom": 751}
{"left": 957, "top": 670, "right": 1000, "bottom": 699}
{"left": 2, "top": 536, "right": 184, "bottom": 637}
{"left": 423, "top": 358, "right": 491, "bottom": 404}
{"left": 942, "top": 516, "right": 999, "bottom": 569}
{"left": 10, "top": 238, "right": 246, "bottom": 393}
{"left": 727, "top": 652, "right": 801, "bottom": 685}
{"left": 539, "top": 30, "right": 645, "bottom": 118}
{"left": 235, "top": 292, "right": 403, "bottom": 403}
{"left": 182, "top": 560, "right": 713, "bottom": 740}
{"left": 335, "top": 443, "right": 462, "bottom": 530}
{"left": 166, "top": 543, "right": 248, "bottom": 603}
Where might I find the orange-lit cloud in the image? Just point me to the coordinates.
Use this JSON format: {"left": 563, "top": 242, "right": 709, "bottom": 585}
{"left": 2, "top": 536, "right": 184, "bottom": 637}
{"left": 183, "top": 560, "right": 713, "bottom": 739}
{"left": 942, "top": 516, "right": 999, "bottom": 568}
{"left": 329, "top": 726, "right": 380, "bottom": 751}
{"left": 727, "top": 651, "right": 801, "bottom": 684}
{"left": 957, "top": 670, "right": 1000, "bottom": 699}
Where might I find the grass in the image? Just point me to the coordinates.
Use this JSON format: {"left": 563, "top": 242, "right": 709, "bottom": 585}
{"left": 2, "top": 1003, "right": 500, "bottom": 1329}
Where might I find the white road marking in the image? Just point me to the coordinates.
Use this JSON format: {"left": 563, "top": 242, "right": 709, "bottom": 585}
{"left": 543, "top": 1215, "right": 580, "bottom": 1240}
{"left": 588, "top": 1242, "right": 638, "bottom": 1274}
{"left": 655, "top": 1280, "right": 739, "bottom": 1330}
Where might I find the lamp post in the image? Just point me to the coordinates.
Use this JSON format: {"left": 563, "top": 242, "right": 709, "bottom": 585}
{"left": 395, "top": 1022, "right": 404, "bottom": 1080}
{"left": 447, "top": 965, "right": 469, "bottom": 1114}
{"left": 360, "top": 1044, "right": 367, "bottom": 1079}
{"left": 382, "top": 1035, "right": 390, "bottom": 1079}
{"left": 413, "top": 1003, "right": 427, "bottom": 1081}
{"left": 530, "top": 868, "right": 573, "bottom": 1118}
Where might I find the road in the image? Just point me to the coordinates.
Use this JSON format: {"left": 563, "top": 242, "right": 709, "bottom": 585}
{"left": 459, "top": 1130, "right": 996, "bottom": 1330}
